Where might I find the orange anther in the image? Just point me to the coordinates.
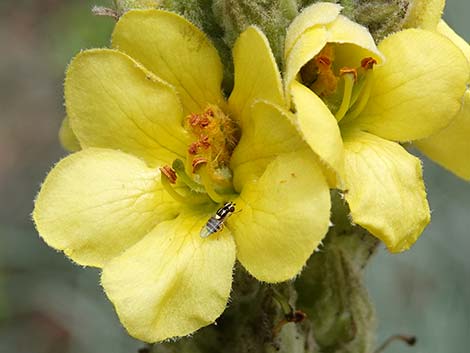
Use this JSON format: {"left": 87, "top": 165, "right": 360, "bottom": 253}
{"left": 339, "top": 67, "right": 358, "bottom": 81}
{"left": 204, "top": 108, "right": 215, "bottom": 117}
{"left": 316, "top": 56, "right": 331, "bottom": 67}
{"left": 192, "top": 157, "right": 208, "bottom": 173}
{"left": 188, "top": 113, "right": 200, "bottom": 126}
{"left": 361, "top": 57, "right": 377, "bottom": 70}
{"left": 188, "top": 135, "right": 211, "bottom": 155}
{"left": 160, "top": 165, "right": 177, "bottom": 184}
{"left": 189, "top": 114, "right": 210, "bottom": 128}
{"left": 199, "top": 117, "right": 211, "bottom": 127}
{"left": 188, "top": 142, "right": 199, "bottom": 155}
{"left": 199, "top": 135, "right": 211, "bottom": 148}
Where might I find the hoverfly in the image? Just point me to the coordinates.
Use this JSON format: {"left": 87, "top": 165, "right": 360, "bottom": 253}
{"left": 200, "top": 202, "right": 236, "bottom": 238}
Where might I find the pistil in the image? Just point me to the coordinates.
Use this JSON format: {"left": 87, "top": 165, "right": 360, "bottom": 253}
{"left": 160, "top": 166, "right": 208, "bottom": 205}
{"left": 198, "top": 164, "right": 225, "bottom": 203}
{"left": 172, "top": 159, "right": 205, "bottom": 193}
{"left": 342, "top": 70, "right": 374, "bottom": 123}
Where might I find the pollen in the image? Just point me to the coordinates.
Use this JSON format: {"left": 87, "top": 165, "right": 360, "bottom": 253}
{"left": 185, "top": 105, "right": 240, "bottom": 180}
{"left": 339, "top": 67, "right": 358, "bottom": 81}
{"left": 188, "top": 135, "right": 211, "bottom": 155}
{"left": 192, "top": 157, "right": 208, "bottom": 173}
{"left": 361, "top": 57, "right": 377, "bottom": 70}
{"left": 160, "top": 165, "right": 177, "bottom": 184}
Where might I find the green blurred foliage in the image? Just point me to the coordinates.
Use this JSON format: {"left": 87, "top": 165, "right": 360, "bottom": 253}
{"left": 0, "top": 1, "right": 469, "bottom": 352}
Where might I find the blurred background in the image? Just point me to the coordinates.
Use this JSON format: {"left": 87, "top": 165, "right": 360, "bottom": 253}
{"left": 0, "top": 1, "right": 468, "bottom": 352}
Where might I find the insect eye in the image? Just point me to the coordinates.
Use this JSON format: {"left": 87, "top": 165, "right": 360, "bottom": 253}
{"left": 229, "top": 206, "right": 235, "bottom": 212}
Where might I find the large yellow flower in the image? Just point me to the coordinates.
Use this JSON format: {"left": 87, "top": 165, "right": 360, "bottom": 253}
{"left": 284, "top": 3, "right": 469, "bottom": 252}
{"left": 33, "top": 10, "right": 331, "bottom": 342}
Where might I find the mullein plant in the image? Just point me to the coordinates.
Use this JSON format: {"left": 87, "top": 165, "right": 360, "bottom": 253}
{"left": 33, "top": 0, "right": 469, "bottom": 352}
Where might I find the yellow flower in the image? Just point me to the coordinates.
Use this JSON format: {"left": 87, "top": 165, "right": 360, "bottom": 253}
{"left": 414, "top": 21, "right": 470, "bottom": 180}
{"left": 33, "top": 10, "right": 331, "bottom": 342}
{"left": 284, "top": 3, "right": 469, "bottom": 252}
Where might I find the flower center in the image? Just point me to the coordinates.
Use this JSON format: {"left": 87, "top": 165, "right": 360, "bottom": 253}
{"left": 300, "top": 44, "right": 377, "bottom": 124}
{"left": 160, "top": 105, "right": 240, "bottom": 205}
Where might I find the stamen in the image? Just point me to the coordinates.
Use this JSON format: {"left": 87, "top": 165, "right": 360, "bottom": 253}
{"left": 188, "top": 135, "right": 211, "bottom": 155}
{"left": 339, "top": 67, "right": 357, "bottom": 81}
{"left": 361, "top": 57, "right": 377, "bottom": 70}
{"left": 160, "top": 169, "right": 208, "bottom": 205}
{"left": 335, "top": 70, "right": 356, "bottom": 122}
{"left": 189, "top": 113, "right": 210, "bottom": 128}
{"left": 198, "top": 164, "right": 225, "bottom": 204}
{"left": 192, "top": 157, "right": 208, "bottom": 173}
{"left": 188, "top": 143, "right": 198, "bottom": 155}
{"left": 160, "top": 165, "right": 177, "bottom": 184}
{"left": 172, "top": 159, "right": 205, "bottom": 193}
{"left": 317, "top": 56, "right": 331, "bottom": 67}
{"left": 349, "top": 75, "right": 368, "bottom": 107}
{"left": 311, "top": 56, "right": 339, "bottom": 97}
{"left": 342, "top": 70, "right": 375, "bottom": 123}
{"left": 339, "top": 58, "right": 377, "bottom": 124}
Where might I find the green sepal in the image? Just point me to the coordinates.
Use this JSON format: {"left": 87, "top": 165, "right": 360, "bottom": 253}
{"left": 212, "top": 0, "right": 298, "bottom": 65}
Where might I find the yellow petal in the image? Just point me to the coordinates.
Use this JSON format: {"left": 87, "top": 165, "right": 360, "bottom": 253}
{"left": 437, "top": 21, "right": 470, "bottom": 64}
{"left": 65, "top": 49, "right": 189, "bottom": 167}
{"left": 404, "top": 0, "right": 445, "bottom": 30}
{"left": 102, "top": 209, "right": 236, "bottom": 342}
{"left": 415, "top": 90, "right": 470, "bottom": 180}
{"left": 284, "top": 2, "right": 342, "bottom": 59}
{"left": 355, "top": 29, "right": 469, "bottom": 141}
{"left": 228, "top": 26, "right": 285, "bottom": 127}
{"left": 112, "top": 9, "right": 225, "bottom": 114}
{"left": 228, "top": 151, "right": 330, "bottom": 282}
{"left": 285, "top": 26, "right": 328, "bottom": 98}
{"left": 325, "top": 15, "right": 384, "bottom": 66}
{"left": 290, "top": 81, "right": 344, "bottom": 187}
{"left": 342, "top": 130, "right": 430, "bottom": 252}
{"left": 58, "top": 116, "right": 81, "bottom": 152}
{"left": 33, "top": 148, "right": 180, "bottom": 267}
{"left": 230, "top": 100, "right": 308, "bottom": 192}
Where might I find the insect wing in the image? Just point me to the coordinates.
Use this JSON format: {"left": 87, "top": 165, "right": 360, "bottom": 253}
{"left": 200, "top": 202, "right": 236, "bottom": 238}
{"left": 200, "top": 226, "right": 213, "bottom": 238}
{"left": 200, "top": 216, "right": 221, "bottom": 238}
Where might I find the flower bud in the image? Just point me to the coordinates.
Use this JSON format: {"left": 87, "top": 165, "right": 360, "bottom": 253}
{"left": 212, "top": 0, "right": 298, "bottom": 63}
